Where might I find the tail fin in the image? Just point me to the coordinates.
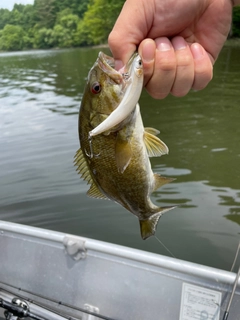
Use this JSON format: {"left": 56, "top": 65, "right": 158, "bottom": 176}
{"left": 139, "top": 206, "right": 176, "bottom": 240}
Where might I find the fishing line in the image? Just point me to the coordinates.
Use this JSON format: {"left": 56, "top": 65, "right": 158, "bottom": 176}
{"left": 154, "top": 235, "right": 176, "bottom": 258}
{"left": 222, "top": 265, "right": 240, "bottom": 320}
{"left": 212, "top": 241, "right": 240, "bottom": 318}
{"left": 230, "top": 241, "right": 240, "bottom": 272}
{"left": 220, "top": 241, "right": 240, "bottom": 320}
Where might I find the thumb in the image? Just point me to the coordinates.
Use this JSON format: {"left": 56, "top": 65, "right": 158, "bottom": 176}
{"left": 108, "top": 0, "right": 150, "bottom": 70}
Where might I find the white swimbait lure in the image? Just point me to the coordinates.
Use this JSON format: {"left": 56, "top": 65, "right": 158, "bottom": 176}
{"left": 88, "top": 53, "right": 143, "bottom": 138}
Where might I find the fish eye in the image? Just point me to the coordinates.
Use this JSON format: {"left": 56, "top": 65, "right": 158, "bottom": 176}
{"left": 91, "top": 82, "right": 101, "bottom": 94}
{"left": 137, "top": 58, "right": 142, "bottom": 68}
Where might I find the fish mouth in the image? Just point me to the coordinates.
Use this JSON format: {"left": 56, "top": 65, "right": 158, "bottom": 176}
{"left": 98, "top": 52, "right": 115, "bottom": 69}
{"left": 97, "top": 52, "right": 123, "bottom": 83}
{"left": 97, "top": 51, "right": 138, "bottom": 83}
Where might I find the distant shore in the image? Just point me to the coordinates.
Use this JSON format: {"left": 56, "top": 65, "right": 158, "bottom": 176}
{"left": 225, "top": 38, "right": 240, "bottom": 46}
{"left": 0, "top": 39, "right": 240, "bottom": 54}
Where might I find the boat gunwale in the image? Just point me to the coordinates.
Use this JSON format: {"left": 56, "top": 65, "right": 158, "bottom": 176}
{"left": 0, "top": 220, "right": 238, "bottom": 286}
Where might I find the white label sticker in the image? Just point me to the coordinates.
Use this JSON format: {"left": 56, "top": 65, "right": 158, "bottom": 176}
{"left": 179, "top": 283, "right": 222, "bottom": 320}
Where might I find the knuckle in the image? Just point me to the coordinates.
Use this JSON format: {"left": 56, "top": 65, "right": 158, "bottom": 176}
{"left": 192, "top": 68, "right": 213, "bottom": 90}
{"left": 146, "top": 86, "right": 168, "bottom": 99}
{"left": 196, "top": 67, "right": 213, "bottom": 79}
{"left": 158, "top": 57, "right": 176, "bottom": 72}
{"left": 177, "top": 54, "right": 193, "bottom": 67}
{"left": 108, "top": 30, "right": 118, "bottom": 47}
{"left": 171, "top": 88, "right": 189, "bottom": 97}
{"left": 156, "top": 51, "right": 176, "bottom": 72}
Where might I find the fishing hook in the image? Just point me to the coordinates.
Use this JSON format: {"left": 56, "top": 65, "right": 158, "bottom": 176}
{"left": 122, "top": 72, "right": 130, "bottom": 80}
{"left": 86, "top": 134, "right": 100, "bottom": 158}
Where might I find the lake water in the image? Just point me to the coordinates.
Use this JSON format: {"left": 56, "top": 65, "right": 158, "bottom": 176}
{"left": 0, "top": 46, "right": 240, "bottom": 271}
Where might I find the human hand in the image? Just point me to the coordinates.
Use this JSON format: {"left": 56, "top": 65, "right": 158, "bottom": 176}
{"left": 108, "top": 0, "right": 233, "bottom": 99}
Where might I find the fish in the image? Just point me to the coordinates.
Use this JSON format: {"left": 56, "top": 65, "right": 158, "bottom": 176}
{"left": 74, "top": 51, "right": 175, "bottom": 240}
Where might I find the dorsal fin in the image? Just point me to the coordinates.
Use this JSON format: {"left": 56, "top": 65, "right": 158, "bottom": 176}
{"left": 144, "top": 127, "right": 160, "bottom": 136}
{"left": 74, "top": 148, "right": 108, "bottom": 200}
{"left": 153, "top": 173, "right": 176, "bottom": 192}
{"left": 144, "top": 128, "right": 169, "bottom": 157}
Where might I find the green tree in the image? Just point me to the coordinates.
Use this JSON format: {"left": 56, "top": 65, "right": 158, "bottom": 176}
{"left": 52, "top": 11, "right": 80, "bottom": 47}
{"left": 76, "top": 0, "right": 124, "bottom": 45}
{"left": 0, "top": 9, "right": 11, "bottom": 30}
{"left": 33, "top": 27, "right": 53, "bottom": 48}
{"left": 34, "top": 0, "right": 56, "bottom": 29}
{"left": 58, "top": 12, "right": 80, "bottom": 31}
{"left": 74, "top": 20, "right": 89, "bottom": 46}
{"left": 22, "top": 5, "right": 37, "bottom": 30}
{"left": 0, "top": 0, "right": 127, "bottom": 51}
{"left": 0, "top": 24, "right": 25, "bottom": 50}
{"left": 53, "top": 0, "right": 89, "bottom": 19}
{"left": 51, "top": 24, "right": 72, "bottom": 47}
{"left": 13, "top": 3, "right": 25, "bottom": 12}
{"left": 56, "top": 8, "right": 73, "bottom": 22}
{"left": 8, "top": 9, "right": 24, "bottom": 26}
{"left": 77, "top": 0, "right": 90, "bottom": 19}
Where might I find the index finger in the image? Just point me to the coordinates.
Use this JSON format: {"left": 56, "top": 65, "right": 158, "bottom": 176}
{"left": 108, "top": 0, "right": 150, "bottom": 69}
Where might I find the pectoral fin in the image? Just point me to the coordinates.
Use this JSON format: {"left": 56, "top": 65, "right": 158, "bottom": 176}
{"left": 139, "top": 206, "right": 176, "bottom": 240}
{"left": 74, "top": 148, "right": 108, "bottom": 200}
{"left": 115, "top": 136, "right": 132, "bottom": 174}
{"left": 153, "top": 173, "right": 176, "bottom": 192}
{"left": 144, "top": 128, "right": 169, "bottom": 157}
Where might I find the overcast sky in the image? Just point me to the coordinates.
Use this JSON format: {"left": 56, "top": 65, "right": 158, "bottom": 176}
{"left": 0, "top": 0, "right": 34, "bottom": 11}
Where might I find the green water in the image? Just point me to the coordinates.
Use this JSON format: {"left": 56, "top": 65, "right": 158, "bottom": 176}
{"left": 0, "top": 46, "right": 240, "bottom": 270}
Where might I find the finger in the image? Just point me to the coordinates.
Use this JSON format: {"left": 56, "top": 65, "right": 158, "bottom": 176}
{"left": 170, "top": 37, "right": 194, "bottom": 97}
{"left": 145, "top": 37, "right": 176, "bottom": 99}
{"left": 108, "top": 0, "right": 150, "bottom": 69}
{"left": 190, "top": 43, "right": 213, "bottom": 90}
{"left": 138, "top": 39, "right": 156, "bottom": 87}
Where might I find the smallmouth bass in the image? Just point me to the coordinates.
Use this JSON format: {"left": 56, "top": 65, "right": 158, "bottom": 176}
{"left": 75, "top": 52, "right": 175, "bottom": 240}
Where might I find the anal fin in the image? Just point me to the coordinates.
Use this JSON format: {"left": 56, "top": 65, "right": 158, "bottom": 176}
{"left": 153, "top": 173, "right": 176, "bottom": 191}
{"left": 87, "top": 183, "right": 108, "bottom": 200}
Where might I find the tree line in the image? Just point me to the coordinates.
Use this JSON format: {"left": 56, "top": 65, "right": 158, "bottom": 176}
{"left": 0, "top": 0, "right": 239, "bottom": 51}
{"left": 0, "top": 0, "right": 124, "bottom": 51}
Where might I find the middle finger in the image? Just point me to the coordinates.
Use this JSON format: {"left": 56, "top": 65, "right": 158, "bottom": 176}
{"left": 171, "top": 36, "right": 194, "bottom": 97}
{"left": 145, "top": 37, "right": 176, "bottom": 99}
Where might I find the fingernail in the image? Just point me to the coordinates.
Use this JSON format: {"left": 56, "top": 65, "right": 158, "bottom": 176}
{"left": 142, "top": 40, "right": 155, "bottom": 62}
{"left": 172, "top": 37, "right": 187, "bottom": 50}
{"left": 114, "top": 59, "right": 124, "bottom": 71}
{"left": 191, "top": 43, "right": 204, "bottom": 60}
{"left": 156, "top": 38, "right": 171, "bottom": 52}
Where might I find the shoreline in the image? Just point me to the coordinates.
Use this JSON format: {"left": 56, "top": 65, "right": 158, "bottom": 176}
{"left": 0, "top": 39, "right": 240, "bottom": 55}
